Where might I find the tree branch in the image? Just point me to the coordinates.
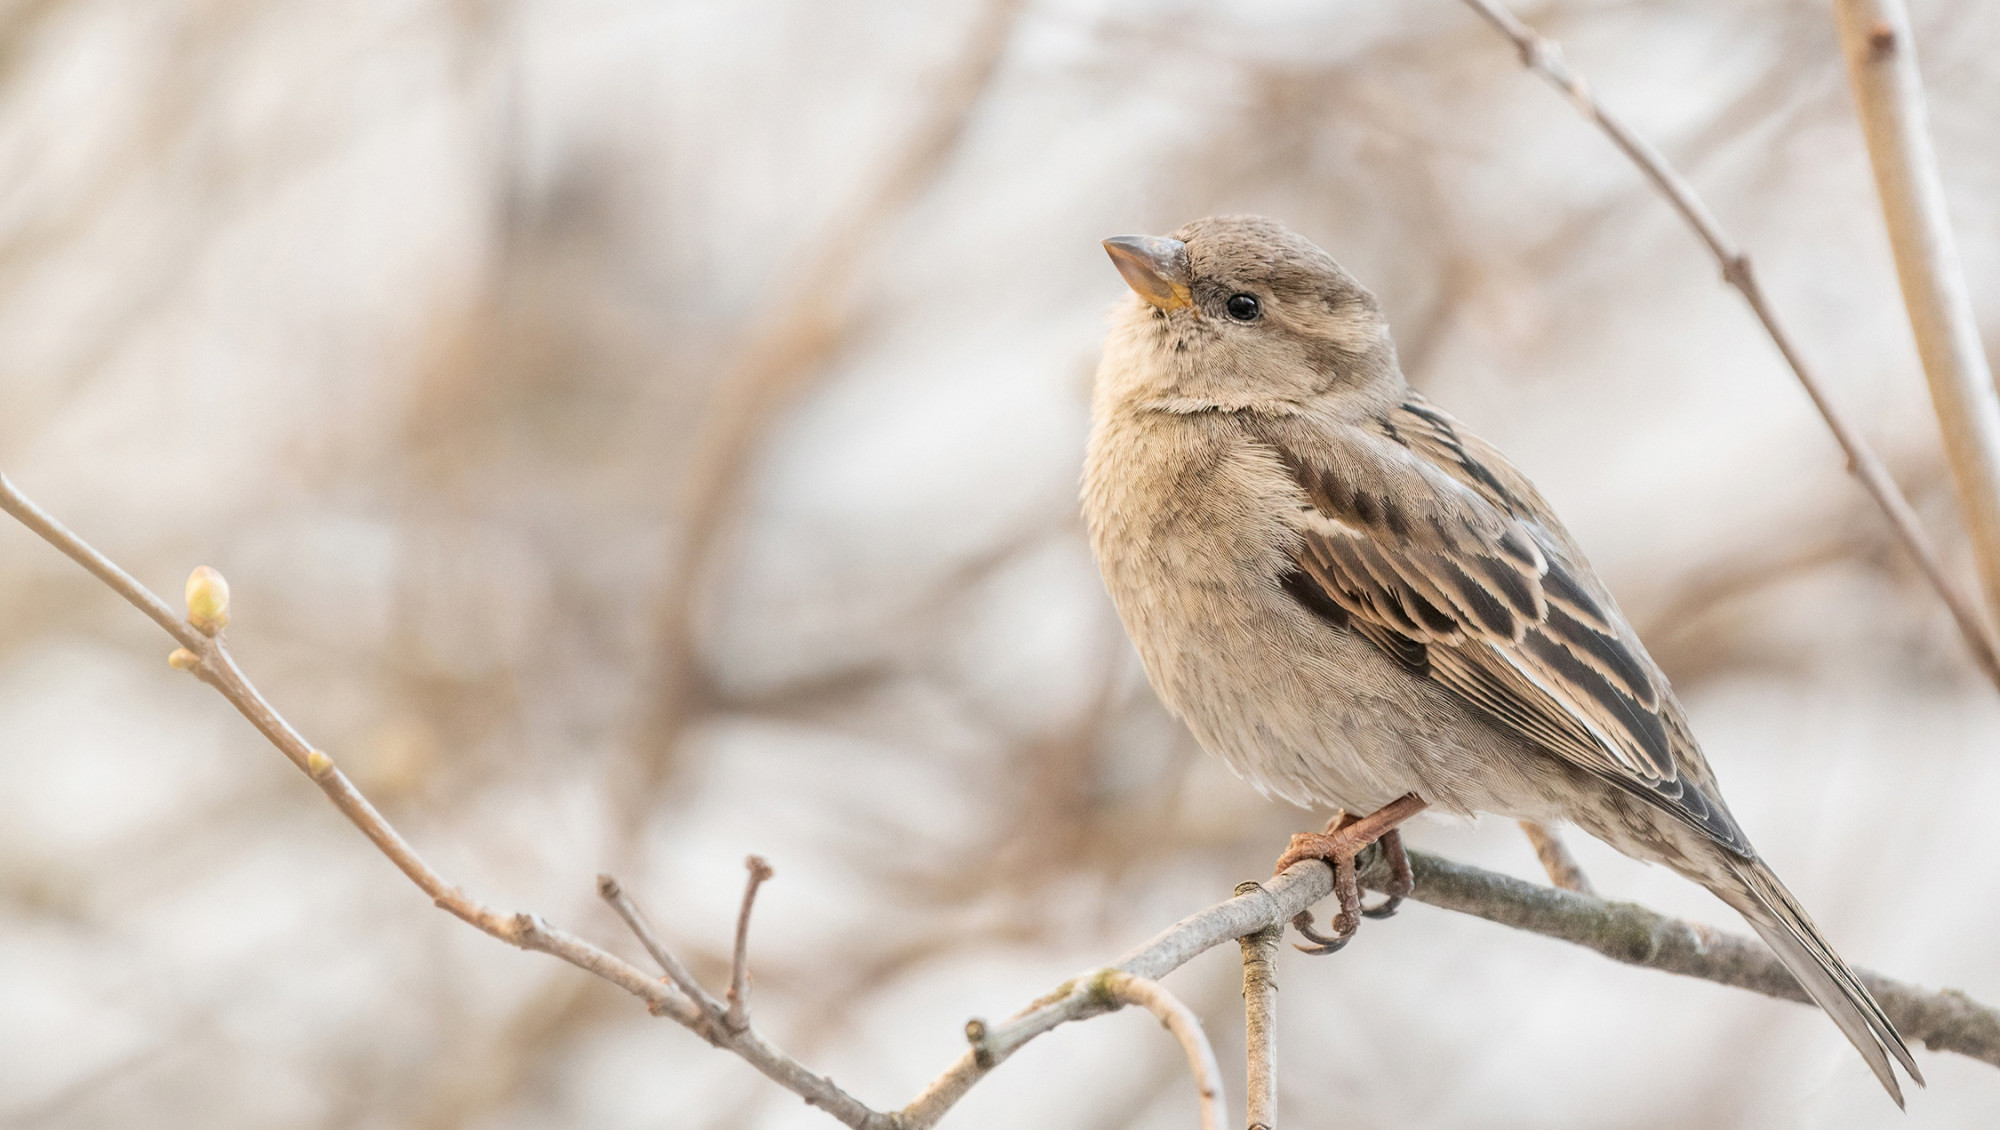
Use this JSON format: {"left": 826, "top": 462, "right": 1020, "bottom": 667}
{"left": 1374, "top": 849, "right": 2000, "bottom": 1069}
{"left": 4, "top": 468, "right": 1996, "bottom": 1130}
{"left": 1235, "top": 882, "right": 1282, "bottom": 1130}
{"left": 1455, "top": 0, "right": 2000, "bottom": 694}
{"left": 1831, "top": 0, "right": 2000, "bottom": 647}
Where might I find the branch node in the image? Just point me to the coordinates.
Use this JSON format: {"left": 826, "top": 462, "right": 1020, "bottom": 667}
{"left": 305, "top": 749, "right": 336, "bottom": 781}
{"left": 1867, "top": 21, "right": 1897, "bottom": 61}
{"left": 507, "top": 912, "right": 541, "bottom": 947}
{"left": 1721, "top": 252, "right": 1754, "bottom": 290}
{"left": 963, "top": 1018, "right": 995, "bottom": 1068}
{"left": 1083, "top": 967, "right": 1121, "bottom": 1010}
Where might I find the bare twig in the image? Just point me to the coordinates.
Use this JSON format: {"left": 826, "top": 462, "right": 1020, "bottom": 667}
{"left": 1235, "top": 882, "right": 1282, "bottom": 1130}
{"left": 596, "top": 875, "right": 727, "bottom": 1027}
{"left": 0, "top": 473, "right": 203, "bottom": 649}
{"left": 634, "top": 0, "right": 1028, "bottom": 798}
{"left": 1517, "top": 820, "right": 1594, "bottom": 895}
{"left": 1455, "top": 0, "right": 2000, "bottom": 693}
{"left": 1832, "top": 0, "right": 2000, "bottom": 637}
{"left": 1098, "top": 970, "right": 1227, "bottom": 1130}
{"left": 0, "top": 472, "right": 892, "bottom": 1130}
{"left": 5, "top": 470, "right": 1997, "bottom": 1130}
{"left": 727, "top": 855, "right": 775, "bottom": 1033}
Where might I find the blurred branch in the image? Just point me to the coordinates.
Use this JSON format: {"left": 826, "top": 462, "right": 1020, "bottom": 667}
{"left": 1516, "top": 820, "right": 1594, "bottom": 894}
{"left": 1379, "top": 850, "right": 2000, "bottom": 1069}
{"left": 5, "top": 469, "right": 1996, "bottom": 1130}
{"left": 636, "top": 0, "right": 1028, "bottom": 791}
{"left": 1235, "top": 883, "right": 1281, "bottom": 1130}
{"left": 1455, "top": 0, "right": 2000, "bottom": 694}
{"left": 1832, "top": 0, "right": 2000, "bottom": 643}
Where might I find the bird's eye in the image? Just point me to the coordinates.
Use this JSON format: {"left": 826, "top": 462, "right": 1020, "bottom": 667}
{"left": 1225, "top": 294, "right": 1261, "bottom": 321}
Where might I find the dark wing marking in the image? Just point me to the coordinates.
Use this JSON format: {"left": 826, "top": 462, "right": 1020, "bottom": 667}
{"left": 1256, "top": 403, "right": 1752, "bottom": 858}
{"left": 1381, "top": 395, "right": 1619, "bottom": 636}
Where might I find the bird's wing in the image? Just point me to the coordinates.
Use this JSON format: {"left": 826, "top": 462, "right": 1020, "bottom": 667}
{"left": 1247, "top": 395, "right": 1751, "bottom": 856}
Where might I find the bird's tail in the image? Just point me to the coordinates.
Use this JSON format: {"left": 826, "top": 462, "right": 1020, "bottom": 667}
{"left": 1712, "top": 855, "right": 1923, "bottom": 1106}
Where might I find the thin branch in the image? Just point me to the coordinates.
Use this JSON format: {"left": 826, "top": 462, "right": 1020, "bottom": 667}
{"left": 1235, "top": 882, "right": 1282, "bottom": 1130}
{"left": 1370, "top": 850, "right": 2000, "bottom": 1069}
{"left": 1831, "top": 0, "right": 2000, "bottom": 642}
{"left": 1516, "top": 820, "right": 1594, "bottom": 895}
{"left": 0, "top": 472, "right": 893, "bottom": 1130}
{"left": 726, "top": 855, "right": 775, "bottom": 1033}
{"left": 1097, "top": 970, "right": 1227, "bottom": 1130}
{"left": 0, "top": 473, "right": 201, "bottom": 648}
{"left": 597, "top": 875, "right": 728, "bottom": 1026}
{"left": 1455, "top": 0, "right": 2000, "bottom": 694}
{"left": 922, "top": 866, "right": 1330, "bottom": 1130}
{"left": 5, "top": 470, "right": 1996, "bottom": 1130}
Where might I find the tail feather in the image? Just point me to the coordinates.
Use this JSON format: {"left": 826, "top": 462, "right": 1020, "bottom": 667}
{"left": 1723, "top": 857, "right": 1922, "bottom": 1106}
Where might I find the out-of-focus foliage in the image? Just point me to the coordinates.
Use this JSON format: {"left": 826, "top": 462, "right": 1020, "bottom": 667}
{"left": 1, "top": 1, "right": 1997, "bottom": 1126}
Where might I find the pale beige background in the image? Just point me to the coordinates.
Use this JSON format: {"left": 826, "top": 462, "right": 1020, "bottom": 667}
{"left": 1, "top": 1, "right": 1997, "bottom": 1127}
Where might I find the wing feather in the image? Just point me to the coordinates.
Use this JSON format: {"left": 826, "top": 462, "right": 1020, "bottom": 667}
{"left": 1250, "top": 397, "right": 1752, "bottom": 857}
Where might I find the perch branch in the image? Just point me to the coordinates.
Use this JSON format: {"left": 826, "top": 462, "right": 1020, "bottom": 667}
{"left": 1374, "top": 850, "right": 2000, "bottom": 1068}
{"left": 4, "top": 470, "right": 1996, "bottom": 1130}
{"left": 1235, "top": 882, "right": 1282, "bottom": 1130}
{"left": 1832, "top": 0, "right": 2000, "bottom": 639}
{"left": 1456, "top": 0, "right": 2000, "bottom": 693}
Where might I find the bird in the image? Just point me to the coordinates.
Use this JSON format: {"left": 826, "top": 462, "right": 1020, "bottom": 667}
{"left": 1081, "top": 214, "right": 1921, "bottom": 1104}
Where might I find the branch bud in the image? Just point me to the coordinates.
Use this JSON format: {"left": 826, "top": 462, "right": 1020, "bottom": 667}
{"left": 184, "top": 566, "right": 231, "bottom": 634}
{"left": 167, "top": 647, "right": 200, "bottom": 672}
{"left": 305, "top": 748, "right": 336, "bottom": 780}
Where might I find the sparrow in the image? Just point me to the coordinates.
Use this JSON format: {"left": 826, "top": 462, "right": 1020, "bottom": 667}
{"left": 1081, "top": 215, "right": 1920, "bottom": 1103}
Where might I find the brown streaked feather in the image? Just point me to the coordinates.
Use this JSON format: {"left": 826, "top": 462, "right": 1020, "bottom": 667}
{"left": 1250, "top": 397, "right": 1752, "bottom": 857}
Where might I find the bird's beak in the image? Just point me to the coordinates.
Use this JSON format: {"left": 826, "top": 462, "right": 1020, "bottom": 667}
{"left": 1102, "top": 235, "right": 1193, "bottom": 311}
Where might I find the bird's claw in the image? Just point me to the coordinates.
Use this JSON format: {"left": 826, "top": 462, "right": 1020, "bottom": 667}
{"left": 1291, "top": 908, "right": 1355, "bottom": 955}
{"left": 1360, "top": 893, "right": 1403, "bottom": 920}
{"left": 1274, "top": 808, "right": 1419, "bottom": 954}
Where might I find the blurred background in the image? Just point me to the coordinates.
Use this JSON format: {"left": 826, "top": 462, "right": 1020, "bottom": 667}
{"left": 1, "top": 0, "right": 1997, "bottom": 1126}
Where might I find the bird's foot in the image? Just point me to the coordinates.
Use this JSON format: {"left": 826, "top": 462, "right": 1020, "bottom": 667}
{"left": 1361, "top": 827, "right": 1413, "bottom": 920}
{"left": 1271, "top": 793, "right": 1426, "bottom": 955}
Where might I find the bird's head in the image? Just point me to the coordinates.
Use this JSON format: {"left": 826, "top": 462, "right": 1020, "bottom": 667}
{"left": 1098, "top": 215, "right": 1401, "bottom": 412}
